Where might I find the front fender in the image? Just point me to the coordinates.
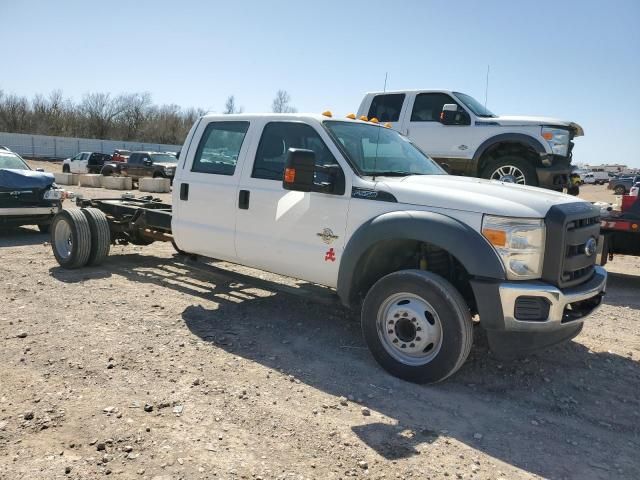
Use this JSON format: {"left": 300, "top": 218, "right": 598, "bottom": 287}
{"left": 337, "top": 210, "right": 505, "bottom": 307}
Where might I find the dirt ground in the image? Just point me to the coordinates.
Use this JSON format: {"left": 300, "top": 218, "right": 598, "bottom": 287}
{"left": 0, "top": 161, "right": 638, "bottom": 480}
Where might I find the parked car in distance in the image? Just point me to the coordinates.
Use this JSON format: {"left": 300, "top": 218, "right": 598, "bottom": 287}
{"left": 581, "top": 173, "right": 595, "bottom": 184}
{"left": 120, "top": 152, "right": 177, "bottom": 182}
{"left": 357, "top": 90, "right": 583, "bottom": 191}
{"left": 608, "top": 175, "right": 640, "bottom": 195}
{"left": 62, "top": 152, "right": 112, "bottom": 174}
{"left": 0, "top": 150, "right": 65, "bottom": 232}
{"left": 111, "top": 149, "right": 131, "bottom": 163}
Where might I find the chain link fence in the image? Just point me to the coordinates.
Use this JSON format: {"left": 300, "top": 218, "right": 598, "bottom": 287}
{"left": 0, "top": 131, "right": 181, "bottom": 159}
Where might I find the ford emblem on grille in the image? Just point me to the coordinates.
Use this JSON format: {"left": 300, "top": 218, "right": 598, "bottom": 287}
{"left": 584, "top": 237, "right": 597, "bottom": 257}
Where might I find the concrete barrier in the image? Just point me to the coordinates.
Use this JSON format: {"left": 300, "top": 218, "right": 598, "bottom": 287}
{"left": 101, "top": 176, "right": 133, "bottom": 190}
{"left": 139, "top": 177, "right": 171, "bottom": 193}
{"left": 78, "top": 174, "right": 103, "bottom": 188}
{"left": 54, "top": 172, "right": 79, "bottom": 185}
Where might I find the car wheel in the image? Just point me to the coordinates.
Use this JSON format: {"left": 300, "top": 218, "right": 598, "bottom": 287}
{"left": 567, "top": 185, "right": 580, "bottom": 196}
{"left": 614, "top": 185, "right": 626, "bottom": 195}
{"left": 361, "top": 270, "right": 473, "bottom": 384}
{"left": 38, "top": 223, "right": 51, "bottom": 234}
{"left": 481, "top": 156, "right": 538, "bottom": 186}
{"left": 81, "top": 208, "right": 111, "bottom": 266}
{"left": 62, "top": 165, "right": 70, "bottom": 173}
{"left": 51, "top": 209, "right": 92, "bottom": 269}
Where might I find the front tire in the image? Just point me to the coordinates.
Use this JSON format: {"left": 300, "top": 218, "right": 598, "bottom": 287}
{"left": 51, "top": 209, "right": 92, "bottom": 269}
{"left": 614, "top": 185, "right": 626, "bottom": 195}
{"left": 62, "top": 165, "right": 70, "bottom": 173}
{"left": 361, "top": 270, "right": 473, "bottom": 384}
{"left": 481, "top": 156, "right": 538, "bottom": 186}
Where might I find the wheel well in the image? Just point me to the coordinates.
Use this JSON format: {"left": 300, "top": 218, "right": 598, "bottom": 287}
{"left": 350, "top": 239, "right": 477, "bottom": 314}
{"left": 477, "top": 141, "right": 540, "bottom": 175}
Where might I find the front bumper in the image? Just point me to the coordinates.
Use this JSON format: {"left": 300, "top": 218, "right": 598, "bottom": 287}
{"left": 0, "top": 204, "right": 61, "bottom": 226}
{"left": 536, "top": 158, "right": 571, "bottom": 189}
{"left": 498, "top": 265, "right": 607, "bottom": 332}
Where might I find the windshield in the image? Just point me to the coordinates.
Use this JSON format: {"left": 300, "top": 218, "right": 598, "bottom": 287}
{"left": 324, "top": 121, "right": 445, "bottom": 176}
{"left": 0, "top": 152, "right": 30, "bottom": 170}
{"left": 453, "top": 92, "right": 495, "bottom": 117}
{"left": 150, "top": 153, "right": 176, "bottom": 163}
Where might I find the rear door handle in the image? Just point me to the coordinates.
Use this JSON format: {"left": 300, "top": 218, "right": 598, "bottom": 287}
{"left": 238, "top": 189, "right": 250, "bottom": 210}
{"left": 180, "top": 183, "right": 189, "bottom": 200}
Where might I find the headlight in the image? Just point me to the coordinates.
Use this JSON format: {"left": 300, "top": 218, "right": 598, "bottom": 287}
{"left": 482, "top": 215, "right": 546, "bottom": 280}
{"left": 541, "top": 127, "right": 570, "bottom": 156}
{"left": 43, "top": 189, "right": 63, "bottom": 200}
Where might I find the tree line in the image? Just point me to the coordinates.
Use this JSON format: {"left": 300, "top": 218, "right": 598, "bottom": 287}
{"left": 0, "top": 89, "right": 297, "bottom": 145}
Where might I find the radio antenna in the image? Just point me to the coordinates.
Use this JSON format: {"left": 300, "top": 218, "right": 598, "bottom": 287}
{"left": 372, "top": 72, "right": 388, "bottom": 181}
{"left": 484, "top": 64, "right": 490, "bottom": 110}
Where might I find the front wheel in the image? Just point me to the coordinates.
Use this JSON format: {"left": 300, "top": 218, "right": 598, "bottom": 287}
{"left": 481, "top": 156, "right": 538, "bottom": 186}
{"left": 62, "top": 165, "right": 70, "bottom": 173}
{"left": 361, "top": 270, "right": 473, "bottom": 384}
{"left": 614, "top": 185, "right": 626, "bottom": 195}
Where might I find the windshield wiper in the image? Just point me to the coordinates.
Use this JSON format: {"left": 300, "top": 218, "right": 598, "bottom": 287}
{"left": 366, "top": 171, "right": 415, "bottom": 177}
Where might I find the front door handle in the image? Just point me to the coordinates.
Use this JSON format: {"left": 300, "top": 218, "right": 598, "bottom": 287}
{"left": 239, "top": 189, "right": 250, "bottom": 209}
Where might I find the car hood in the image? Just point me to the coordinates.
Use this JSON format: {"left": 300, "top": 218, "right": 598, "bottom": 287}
{"left": 0, "top": 168, "right": 55, "bottom": 190}
{"left": 158, "top": 163, "right": 177, "bottom": 168}
{"left": 488, "top": 115, "right": 584, "bottom": 136}
{"left": 375, "top": 174, "right": 582, "bottom": 218}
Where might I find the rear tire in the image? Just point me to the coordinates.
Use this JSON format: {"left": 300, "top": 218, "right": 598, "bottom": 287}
{"left": 81, "top": 208, "right": 111, "bottom": 266}
{"left": 481, "top": 156, "right": 538, "bottom": 186}
{"left": 361, "top": 270, "right": 473, "bottom": 384}
{"left": 51, "top": 209, "right": 92, "bottom": 269}
{"left": 62, "top": 165, "right": 70, "bottom": 173}
{"left": 614, "top": 185, "right": 626, "bottom": 195}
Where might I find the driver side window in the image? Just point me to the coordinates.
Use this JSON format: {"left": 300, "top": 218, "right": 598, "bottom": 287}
{"left": 192, "top": 121, "right": 250, "bottom": 175}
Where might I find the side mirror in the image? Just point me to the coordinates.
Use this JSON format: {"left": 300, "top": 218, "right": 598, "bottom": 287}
{"left": 283, "top": 148, "right": 316, "bottom": 192}
{"left": 440, "top": 104, "right": 469, "bottom": 126}
{"left": 143, "top": 159, "right": 152, "bottom": 166}
{"left": 36, "top": 168, "right": 45, "bottom": 172}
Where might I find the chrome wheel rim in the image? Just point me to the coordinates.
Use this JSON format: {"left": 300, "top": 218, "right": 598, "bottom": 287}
{"left": 377, "top": 293, "right": 443, "bottom": 366}
{"left": 491, "top": 165, "right": 526, "bottom": 184}
{"left": 54, "top": 219, "right": 73, "bottom": 260}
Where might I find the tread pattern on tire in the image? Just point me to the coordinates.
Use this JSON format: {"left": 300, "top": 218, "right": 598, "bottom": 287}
{"left": 82, "top": 208, "right": 111, "bottom": 266}
{"left": 51, "top": 209, "right": 92, "bottom": 269}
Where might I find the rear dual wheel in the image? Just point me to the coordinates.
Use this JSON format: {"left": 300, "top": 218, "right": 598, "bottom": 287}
{"left": 361, "top": 270, "right": 473, "bottom": 384}
{"left": 51, "top": 208, "right": 110, "bottom": 269}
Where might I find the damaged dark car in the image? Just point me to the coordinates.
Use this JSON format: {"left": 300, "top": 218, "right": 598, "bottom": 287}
{"left": 0, "top": 151, "right": 65, "bottom": 233}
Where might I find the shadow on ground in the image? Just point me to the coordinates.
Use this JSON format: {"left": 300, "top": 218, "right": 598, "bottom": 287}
{"left": 49, "top": 252, "right": 640, "bottom": 479}
{"left": 0, "top": 226, "right": 48, "bottom": 248}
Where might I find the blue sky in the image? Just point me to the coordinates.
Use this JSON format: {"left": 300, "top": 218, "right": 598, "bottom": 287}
{"left": 2, "top": 0, "right": 639, "bottom": 166}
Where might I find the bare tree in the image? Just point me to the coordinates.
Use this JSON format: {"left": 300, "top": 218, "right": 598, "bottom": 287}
{"left": 80, "top": 92, "right": 127, "bottom": 138}
{"left": 0, "top": 93, "right": 30, "bottom": 132}
{"left": 223, "top": 95, "right": 243, "bottom": 114}
{"left": 271, "top": 90, "right": 297, "bottom": 113}
{"left": 117, "top": 92, "right": 152, "bottom": 140}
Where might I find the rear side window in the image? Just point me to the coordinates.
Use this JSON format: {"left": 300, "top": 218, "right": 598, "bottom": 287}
{"left": 192, "top": 121, "right": 250, "bottom": 175}
{"left": 367, "top": 94, "right": 405, "bottom": 122}
{"left": 252, "top": 122, "right": 337, "bottom": 181}
{"left": 410, "top": 93, "right": 457, "bottom": 122}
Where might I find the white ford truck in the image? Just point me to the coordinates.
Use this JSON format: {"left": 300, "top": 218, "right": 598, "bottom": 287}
{"left": 358, "top": 90, "right": 583, "bottom": 192}
{"left": 49, "top": 113, "right": 606, "bottom": 383}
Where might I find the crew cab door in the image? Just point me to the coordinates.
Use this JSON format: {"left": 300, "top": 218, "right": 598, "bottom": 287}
{"left": 70, "top": 153, "right": 88, "bottom": 173}
{"left": 361, "top": 93, "right": 410, "bottom": 132}
{"left": 235, "top": 120, "right": 351, "bottom": 287}
{"left": 172, "top": 120, "right": 252, "bottom": 262}
{"left": 402, "top": 92, "right": 475, "bottom": 175}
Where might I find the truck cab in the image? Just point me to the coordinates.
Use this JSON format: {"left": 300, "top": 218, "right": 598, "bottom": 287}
{"left": 357, "top": 90, "right": 583, "bottom": 191}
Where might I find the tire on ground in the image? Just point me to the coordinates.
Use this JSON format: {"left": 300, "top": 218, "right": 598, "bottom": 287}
{"left": 81, "top": 207, "right": 111, "bottom": 266}
{"left": 481, "top": 155, "right": 538, "bottom": 186}
{"left": 361, "top": 270, "right": 473, "bottom": 384}
{"left": 614, "top": 185, "right": 626, "bottom": 195}
{"left": 50, "top": 209, "right": 92, "bottom": 269}
{"left": 62, "top": 165, "right": 70, "bottom": 173}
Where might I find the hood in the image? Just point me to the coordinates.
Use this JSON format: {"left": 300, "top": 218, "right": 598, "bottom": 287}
{"left": 159, "top": 163, "right": 177, "bottom": 168}
{"left": 0, "top": 168, "right": 55, "bottom": 190}
{"left": 489, "top": 115, "right": 584, "bottom": 136}
{"left": 375, "top": 174, "right": 581, "bottom": 218}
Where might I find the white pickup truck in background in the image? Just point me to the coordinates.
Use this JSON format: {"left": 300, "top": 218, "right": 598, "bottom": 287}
{"left": 358, "top": 90, "right": 583, "bottom": 192}
{"left": 50, "top": 113, "right": 606, "bottom": 383}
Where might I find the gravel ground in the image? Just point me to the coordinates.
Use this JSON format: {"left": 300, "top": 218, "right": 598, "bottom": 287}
{"left": 0, "top": 161, "right": 637, "bottom": 480}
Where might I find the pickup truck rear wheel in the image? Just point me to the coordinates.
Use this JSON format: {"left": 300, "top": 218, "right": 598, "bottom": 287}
{"left": 82, "top": 208, "right": 111, "bottom": 266}
{"left": 482, "top": 156, "right": 538, "bottom": 186}
{"left": 614, "top": 185, "right": 626, "bottom": 195}
{"left": 51, "top": 209, "right": 92, "bottom": 269}
{"left": 62, "top": 165, "right": 70, "bottom": 173}
{"left": 361, "top": 270, "right": 472, "bottom": 384}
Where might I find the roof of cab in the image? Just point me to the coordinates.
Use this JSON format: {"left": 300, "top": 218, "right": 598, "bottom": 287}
{"left": 198, "top": 112, "right": 385, "bottom": 125}
{"left": 364, "top": 89, "right": 454, "bottom": 95}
